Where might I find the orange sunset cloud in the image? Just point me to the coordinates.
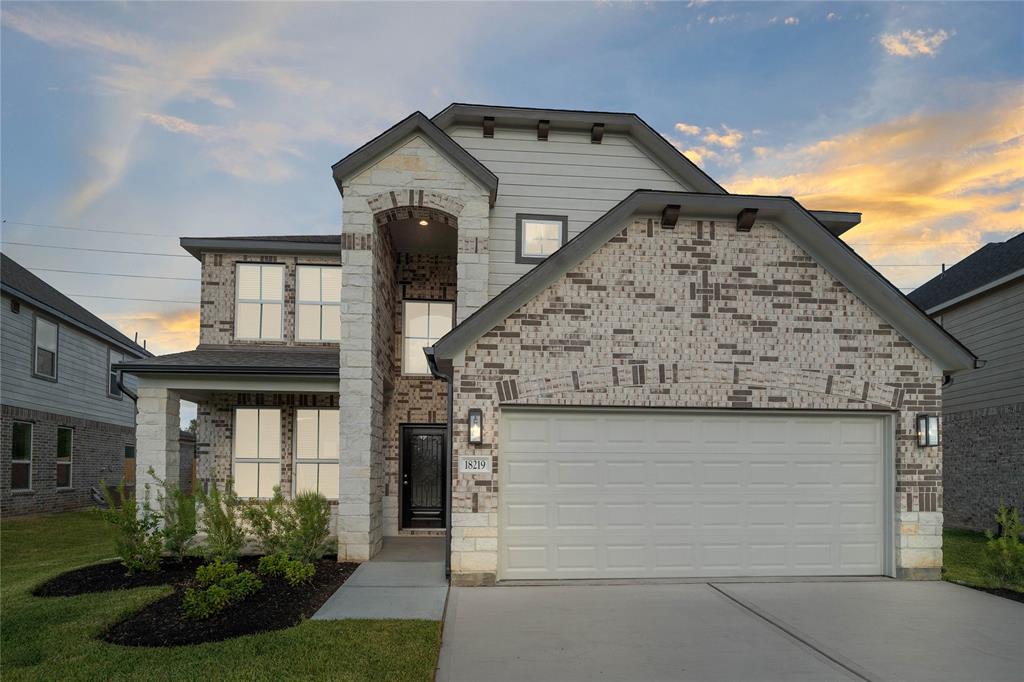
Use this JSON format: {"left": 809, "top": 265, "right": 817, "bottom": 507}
{"left": 108, "top": 307, "right": 199, "bottom": 356}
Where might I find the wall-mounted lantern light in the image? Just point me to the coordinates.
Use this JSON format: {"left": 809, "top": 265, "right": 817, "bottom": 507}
{"left": 916, "top": 414, "right": 939, "bottom": 447}
{"left": 418, "top": 218, "right": 429, "bottom": 227}
{"left": 468, "top": 408, "right": 483, "bottom": 445}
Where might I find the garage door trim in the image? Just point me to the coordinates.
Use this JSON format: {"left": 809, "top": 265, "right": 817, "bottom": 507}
{"left": 497, "top": 407, "right": 895, "bottom": 581}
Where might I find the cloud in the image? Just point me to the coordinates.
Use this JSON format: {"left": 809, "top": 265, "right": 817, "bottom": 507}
{"left": 108, "top": 308, "right": 199, "bottom": 355}
{"left": 784, "top": 17, "right": 799, "bottom": 26}
{"left": 703, "top": 125, "right": 744, "bottom": 149}
{"left": 725, "top": 94, "right": 1024, "bottom": 286}
{"left": 879, "top": 29, "right": 952, "bottom": 58}
{"left": 826, "top": 12, "right": 840, "bottom": 22}
{"left": 674, "top": 122, "right": 702, "bottom": 136}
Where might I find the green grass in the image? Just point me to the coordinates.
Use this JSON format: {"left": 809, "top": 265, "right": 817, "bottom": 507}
{"left": 942, "top": 527, "right": 1024, "bottom": 593}
{"left": 1, "top": 511, "right": 441, "bottom": 681}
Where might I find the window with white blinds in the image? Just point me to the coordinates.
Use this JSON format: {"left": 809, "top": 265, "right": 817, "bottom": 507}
{"left": 296, "top": 266, "right": 342, "bottom": 342}
{"left": 235, "top": 264, "right": 284, "bottom": 340}
{"left": 294, "top": 409, "right": 339, "bottom": 499}
{"left": 232, "top": 408, "right": 281, "bottom": 498}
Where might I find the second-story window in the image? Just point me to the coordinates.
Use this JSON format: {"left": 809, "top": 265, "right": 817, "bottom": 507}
{"left": 296, "top": 266, "right": 342, "bottom": 342}
{"left": 402, "top": 301, "right": 454, "bottom": 375}
{"left": 108, "top": 349, "right": 124, "bottom": 398}
{"left": 516, "top": 214, "right": 568, "bottom": 264}
{"left": 33, "top": 316, "right": 58, "bottom": 380}
{"left": 235, "top": 263, "right": 284, "bottom": 340}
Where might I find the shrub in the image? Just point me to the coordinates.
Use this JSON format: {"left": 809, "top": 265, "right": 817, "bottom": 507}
{"left": 258, "top": 552, "right": 316, "bottom": 587}
{"left": 197, "top": 481, "right": 246, "bottom": 563}
{"left": 983, "top": 504, "right": 1024, "bottom": 589}
{"left": 99, "top": 482, "right": 163, "bottom": 574}
{"left": 242, "top": 488, "right": 289, "bottom": 557}
{"left": 182, "top": 560, "right": 262, "bottom": 620}
{"left": 282, "top": 491, "right": 332, "bottom": 564}
{"left": 152, "top": 468, "right": 197, "bottom": 561}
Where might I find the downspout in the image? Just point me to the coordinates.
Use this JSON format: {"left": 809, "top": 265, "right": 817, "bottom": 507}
{"left": 425, "top": 347, "right": 453, "bottom": 580}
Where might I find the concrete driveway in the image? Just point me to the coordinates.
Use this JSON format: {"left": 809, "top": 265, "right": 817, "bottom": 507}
{"left": 437, "top": 580, "right": 1023, "bottom": 682}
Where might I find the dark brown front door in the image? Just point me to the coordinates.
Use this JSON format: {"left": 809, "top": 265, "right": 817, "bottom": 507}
{"left": 401, "top": 426, "right": 446, "bottom": 529}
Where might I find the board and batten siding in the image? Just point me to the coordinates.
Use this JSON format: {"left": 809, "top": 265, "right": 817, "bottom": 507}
{"left": 0, "top": 294, "right": 138, "bottom": 426}
{"left": 937, "top": 280, "right": 1024, "bottom": 413}
{"left": 445, "top": 125, "right": 690, "bottom": 297}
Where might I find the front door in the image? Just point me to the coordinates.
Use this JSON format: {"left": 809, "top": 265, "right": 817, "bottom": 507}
{"left": 401, "top": 425, "right": 446, "bottom": 529}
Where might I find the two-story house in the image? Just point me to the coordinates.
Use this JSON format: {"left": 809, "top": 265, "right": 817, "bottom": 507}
{"left": 120, "top": 104, "right": 978, "bottom": 586}
{"left": 1, "top": 253, "right": 151, "bottom": 515}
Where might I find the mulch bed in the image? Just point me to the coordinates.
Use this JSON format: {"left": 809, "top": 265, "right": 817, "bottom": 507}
{"left": 101, "top": 558, "right": 358, "bottom": 647}
{"left": 33, "top": 557, "right": 206, "bottom": 597}
{"left": 960, "top": 584, "right": 1024, "bottom": 604}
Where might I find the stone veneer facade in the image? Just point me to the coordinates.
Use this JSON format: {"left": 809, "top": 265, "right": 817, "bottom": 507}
{"left": 449, "top": 216, "right": 945, "bottom": 584}
{"left": 2, "top": 404, "right": 134, "bottom": 515}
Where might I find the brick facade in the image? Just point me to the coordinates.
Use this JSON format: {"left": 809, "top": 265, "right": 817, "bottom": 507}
{"left": 1, "top": 404, "right": 133, "bottom": 515}
{"left": 942, "top": 402, "right": 1024, "bottom": 531}
{"left": 449, "top": 216, "right": 946, "bottom": 584}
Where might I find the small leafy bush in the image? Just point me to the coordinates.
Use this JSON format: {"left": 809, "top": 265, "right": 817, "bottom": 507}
{"left": 283, "top": 492, "right": 332, "bottom": 564}
{"left": 152, "top": 468, "right": 197, "bottom": 561}
{"left": 243, "top": 488, "right": 289, "bottom": 557}
{"left": 983, "top": 504, "right": 1024, "bottom": 589}
{"left": 182, "top": 560, "right": 262, "bottom": 620}
{"left": 197, "top": 481, "right": 246, "bottom": 563}
{"left": 99, "top": 482, "right": 163, "bottom": 574}
{"left": 258, "top": 552, "right": 316, "bottom": 587}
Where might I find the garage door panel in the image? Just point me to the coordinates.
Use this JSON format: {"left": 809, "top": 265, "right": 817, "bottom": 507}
{"left": 499, "top": 410, "right": 886, "bottom": 580}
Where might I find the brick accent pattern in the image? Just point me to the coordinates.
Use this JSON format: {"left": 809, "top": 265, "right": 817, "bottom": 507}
{"left": 1, "top": 404, "right": 133, "bottom": 515}
{"left": 942, "top": 402, "right": 1024, "bottom": 531}
{"left": 199, "top": 252, "right": 341, "bottom": 347}
{"left": 449, "top": 217, "right": 945, "bottom": 582}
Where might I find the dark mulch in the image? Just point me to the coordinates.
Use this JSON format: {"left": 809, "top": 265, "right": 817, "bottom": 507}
{"left": 961, "top": 584, "right": 1024, "bottom": 604}
{"left": 102, "top": 559, "right": 358, "bottom": 647}
{"left": 33, "top": 557, "right": 205, "bottom": 597}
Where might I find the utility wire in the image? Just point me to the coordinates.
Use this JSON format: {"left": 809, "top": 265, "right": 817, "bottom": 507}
{"left": 67, "top": 294, "right": 198, "bottom": 304}
{"left": 28, "top": 267, "right": 199, "bottom": 282}
{"left": 2, "top": 218, "right": 174, "bottom": 239}
{"left": 2, "top": 241, "right": 192, "bottom": 258}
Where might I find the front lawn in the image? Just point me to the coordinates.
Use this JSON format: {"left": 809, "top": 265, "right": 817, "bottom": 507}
{"left": 943, "top": 527, "right": 1024, "bottom": 595}
{"left": 1, "top": 511, "right": 440, "bottom": 681}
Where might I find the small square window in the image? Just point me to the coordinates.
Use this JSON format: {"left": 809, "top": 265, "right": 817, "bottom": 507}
{"left": 516, "top": 214, "right": 568, "bottom": 263}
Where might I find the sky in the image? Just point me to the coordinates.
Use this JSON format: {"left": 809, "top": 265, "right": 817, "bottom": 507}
{"left": 2, "top": 0, "right": 1022, "bottom": 361}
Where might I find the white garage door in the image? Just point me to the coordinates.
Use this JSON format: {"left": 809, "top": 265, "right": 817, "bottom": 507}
{"left": 499, "top": 409, "right": 888, "bottom": 580}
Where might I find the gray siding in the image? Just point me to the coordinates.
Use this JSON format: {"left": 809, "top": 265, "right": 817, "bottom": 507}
{"left": 445, "top": 125, "right": 689, "bottom": 297}
{"left": 1, "top": 293, "right": 138, "bottom": 426}
{"left": 938, "top": 280, "right": 1024, "bottom": 413}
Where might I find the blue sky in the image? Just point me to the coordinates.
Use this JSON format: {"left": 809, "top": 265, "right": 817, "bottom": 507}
{"left": 2, "top": 0, "right": 1022, "bottom": 360}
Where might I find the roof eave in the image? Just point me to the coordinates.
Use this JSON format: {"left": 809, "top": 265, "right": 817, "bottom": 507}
{"left": 114, "top": 363, "right": 338, "bottom": 377}
{"left": 178, "top": 238, "right": 341, "bottom": 261}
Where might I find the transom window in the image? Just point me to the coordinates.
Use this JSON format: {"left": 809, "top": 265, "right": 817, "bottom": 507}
{"left": 34, "top": 316, "right": 58, "bottom": 379}
{"left": 11, "top": 421, "right": 32, "bottom": 491}
{"left": 108, "top": 349, "right": 124, "bottom": 398}
{"left": 402, "top": 301, "right": 454, "bottom": 375}
{"left": 57, "top": 427, "right": 73, "bottom": 489}
{"left": 516, "top": 214, "right": 568, "bottom": 263}
{"left": 294, "top": 409, "right": 339, "bottom": 499}
{"left": 235, "top": 263, "right": 284, "bottom": 340}
{"left": 296, "top": 266, "right": 342, "bottom": 342}
{"left": 232, "top": 408, "right": 281, "bottom": 498}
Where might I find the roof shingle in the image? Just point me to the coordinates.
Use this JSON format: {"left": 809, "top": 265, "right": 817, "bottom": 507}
{"left": 908, "top": 233, "right": 1024, "bottom": 311}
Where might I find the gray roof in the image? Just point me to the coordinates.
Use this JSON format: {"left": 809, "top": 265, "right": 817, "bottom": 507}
{"left": 180, "top": 235, "right": 340, "bottom": 261}
{"left": 1, "top": 253, "right": 150, "bottom": 358}
{"left": 115, "top": 345, "right": 338, "bottom": 375}
{"left": 431, "top": 190, "right": 977, "bottom": 372}
{"left": 908, "top": 233, "right": 1024, "bottom": 313}
{"left": 332, "top": 111, "right": 499, "bottom": 205}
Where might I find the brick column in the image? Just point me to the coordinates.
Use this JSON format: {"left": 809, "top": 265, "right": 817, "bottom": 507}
{"left": 135, "top": 386, "right": 181, "bottom": 504}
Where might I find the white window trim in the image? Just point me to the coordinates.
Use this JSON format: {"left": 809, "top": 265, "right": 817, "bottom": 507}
{"left": 11, "top": 421, "right": 32, "bottom": 491}
{"left": 402, "top": 300, "right": 454, "bottom": 376}
{"left": 231, "top": 408, "right": 281, "bottom": 499}
{"left": 295, "top": 265, "right": 342, "bottom": 343}
{"left": 32, "top": 315, "right": 59, "bottom": 381}
{"left": 234, "top": 263, "right": 285, "bottom": 341}
{"left": 107, "top": 348, "right": 124, "bottom": 399}
{"left": 56, "top": 427, "right": 73, "bottom": 489}
{"left": 293, "top": 408, "right": 339, "bottom": 500}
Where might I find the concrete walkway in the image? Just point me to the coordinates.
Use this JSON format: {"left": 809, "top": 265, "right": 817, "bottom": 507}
{"left": 312, "top": 537, "right": 448, "bottom": 620}
{"left": 438, "top": 580, "right": 1024, "bottom": 682}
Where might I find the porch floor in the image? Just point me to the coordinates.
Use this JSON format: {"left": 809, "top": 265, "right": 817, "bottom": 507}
{"left": 312, "top": 537, "right": 448, "bottom": 620}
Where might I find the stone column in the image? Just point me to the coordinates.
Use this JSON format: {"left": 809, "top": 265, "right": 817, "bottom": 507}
{"left": 135, "top": 386, "right": 181, "bottom": 505}
{"left": 456, "top": 197, "right": 491, "bottom": 324}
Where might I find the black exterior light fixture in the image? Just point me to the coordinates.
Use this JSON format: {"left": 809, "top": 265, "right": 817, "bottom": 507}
{"left": 468, "top": 408, "right": 483, "bottom": 445}
{"left": 916, "top": 414, "right": 939, "bottom": 447}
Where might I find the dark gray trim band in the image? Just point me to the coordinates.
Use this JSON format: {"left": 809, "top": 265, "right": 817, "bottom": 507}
{"left": 179, "top": 238, "right": 341, "bottom": 261}
{"left": 113, "top": 363, "right": 337, "bottom": 376}
{"left": 515, "top": 214, "right": 569, "bottom": 265}
{"left": 431, "top": 190, "right": 977, "bottom": 372}
{"left": 331, "top": 111, "right": 498, "bottom": 206}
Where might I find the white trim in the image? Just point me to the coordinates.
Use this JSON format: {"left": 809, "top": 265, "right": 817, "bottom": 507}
{"left": 923, "top": 268, "right": 1024, "bottom": 315}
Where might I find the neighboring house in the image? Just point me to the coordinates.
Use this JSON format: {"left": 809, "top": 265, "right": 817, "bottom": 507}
{"left": 908, "top": 233, "right": 1023, "bottom": 531}
{"left": 1, "top": 253, "right": 151, "bottom": 515}
{"left": 119, "top": 104, "right": 977, "bottom": 586}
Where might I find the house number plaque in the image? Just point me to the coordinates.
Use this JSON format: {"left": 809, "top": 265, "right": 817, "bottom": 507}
{"left": 459, "top": 456, "right": 491, "bottom": 474}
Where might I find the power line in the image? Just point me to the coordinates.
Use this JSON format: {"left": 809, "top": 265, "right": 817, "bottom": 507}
{"left": 2, "top": 241, "right": 192, "bottom": 258}
{"left": 28, "top": 267, "right": 199, "bottom": 282}
{"left": 2, "top": 218, "right": 175, "bottom": 239}
{"left": 67, "top": 293, "right": 198, "bottom": 304}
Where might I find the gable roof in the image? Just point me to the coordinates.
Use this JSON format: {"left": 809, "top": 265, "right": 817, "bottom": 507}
{"left": 180, "top": 235, "right": 340, "bottom": 261}
{"left": 331, "top": 111, "right": 499, "bottom": 206}
{"left": 1, "top": 253, "right": 151, "bottom": 358}
{"left": 907, "top": 232, "right": 1024, "bottom": 313}
{"left": 431, "top": 190, "right": 977, "bottom": 372}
